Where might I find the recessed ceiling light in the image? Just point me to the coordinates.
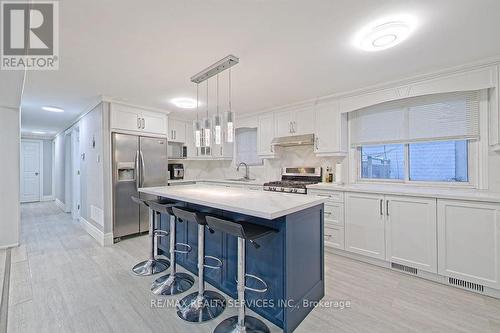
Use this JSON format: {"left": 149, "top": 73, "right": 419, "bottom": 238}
{"left": 354, "top": 15, "right": 417, "bottom": 52}
{"left": 31, "top": 131, "right": 46, "bottom": 135}
{"left": 171, "top": 98, "right": 197, "bottom": 109}
{"left": 42, "top": 106, "right": 64, "bottom": 112}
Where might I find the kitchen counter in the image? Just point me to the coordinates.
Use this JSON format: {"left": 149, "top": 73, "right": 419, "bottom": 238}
{"left": 308, "top": 182, "right": 500, "bottom": 203}
{"left": 141, "top": 184, "right": 325, "bottom": 332}
{"left": 168, "top": 178, "right": 265, "bottom": 186}
{"left": 140, "top": 184, "right": 326, "bottom": 219}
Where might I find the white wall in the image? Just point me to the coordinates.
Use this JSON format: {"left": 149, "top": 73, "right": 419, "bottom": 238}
{"left": 0, "top": 107, "right": 20, "bottom": 248}
{"left": 79, "top": 103, "right": 106, "bottom": 231}
{"left": 54, "top": 133, "right": 66, "bottom": 205}
{"left": 42, "top": 140, "right": 53, "bottom": 197}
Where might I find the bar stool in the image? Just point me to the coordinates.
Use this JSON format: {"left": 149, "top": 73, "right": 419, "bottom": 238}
{"left": 150, "top": 204, "right": 195, "bottom": 295}
{"left": 205, "top": 216, "right": 275, "bottom": 333}
{"left": 130, "top": 196, "right": 171, "bottom": 276}
{"left": 173, "top": 207, "right": 227, "bottom": 323}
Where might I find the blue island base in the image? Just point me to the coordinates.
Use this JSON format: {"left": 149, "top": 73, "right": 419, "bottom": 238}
{"left": 157, "top": 202, "right": 325, "bottom": 333}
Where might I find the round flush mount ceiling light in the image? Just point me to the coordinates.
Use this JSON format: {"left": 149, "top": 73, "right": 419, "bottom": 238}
{"left": 354, "top": 15, "right": 417, "bottom": 52}
{"left": 171, "top": 97, "right": 197, "bottom": 109}
{"left": 42, "top": 106, "right": 64, "bottom": 112}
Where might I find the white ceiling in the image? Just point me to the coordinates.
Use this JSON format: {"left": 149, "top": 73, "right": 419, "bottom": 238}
{"left": 18, "top": 0, "right": 500, "bottom": 137}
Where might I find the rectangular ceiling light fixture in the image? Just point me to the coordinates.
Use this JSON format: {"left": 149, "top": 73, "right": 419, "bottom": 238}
{"left": 191, "top": 55, "right": 239, "bottom": 84}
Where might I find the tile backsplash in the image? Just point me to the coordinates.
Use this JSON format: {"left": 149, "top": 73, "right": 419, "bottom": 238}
{"left": 182, "top": 145, "right": 345, "bottom": 182}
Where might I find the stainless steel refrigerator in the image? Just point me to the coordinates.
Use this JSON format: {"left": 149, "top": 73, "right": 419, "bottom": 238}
{"left": 112, "top": 133, "right": 168, "bottom": 238}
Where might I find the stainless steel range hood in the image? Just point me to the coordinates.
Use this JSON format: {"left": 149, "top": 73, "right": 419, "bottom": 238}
{"left": 271, "top": 134, "right": 315, "bottom": 147}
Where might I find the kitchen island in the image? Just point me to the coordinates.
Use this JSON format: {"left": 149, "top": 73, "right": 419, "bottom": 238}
{"left": 139, "top": 184, "right": 326, "bottom": 333}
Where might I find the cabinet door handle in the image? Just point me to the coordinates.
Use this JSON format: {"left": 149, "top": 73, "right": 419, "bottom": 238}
{"left": 137, "top": 117, "right": 141, "bottom": 129}
{"left": 289, "top": 122, "right": 292, "bottom": 133}
{"left": 315, "top": 137, "right": 319, "bottom": 150}
{"left": 386, "top": 200, "right": 389, "bottom": 216}
{"left": 293, "top": 121, "right": 296, "bottom": 133}
{"left": 380, "top": 199, "right": 383, "bottom": 216}
{"left": 270, "top": 145, "right": 274, "bottom": 153}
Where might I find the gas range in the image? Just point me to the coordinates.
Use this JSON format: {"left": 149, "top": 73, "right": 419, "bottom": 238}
{"left": 263, "top": 167, "right": 322, "bottom": 194}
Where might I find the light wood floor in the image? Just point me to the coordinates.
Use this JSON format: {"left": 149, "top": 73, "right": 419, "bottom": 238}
{"left": 4, "top": 202, "right": 500, "bottom": 333}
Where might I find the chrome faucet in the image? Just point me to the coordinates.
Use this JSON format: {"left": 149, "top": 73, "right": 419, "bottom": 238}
{"left": 237, "top": 162, "right": 250, "bottom": 180}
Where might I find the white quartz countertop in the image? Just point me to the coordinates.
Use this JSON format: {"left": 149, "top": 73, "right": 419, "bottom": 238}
{"left": 139, "top": 184, "right": 326, "bottom": 219}
{"left": 307, "top": 183, "right": 500, "bottom": 203}
{"left": 168, "top": 179, "right": 266, "bottom": 186}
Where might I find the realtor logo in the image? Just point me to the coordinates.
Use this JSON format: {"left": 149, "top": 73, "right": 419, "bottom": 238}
{"left": 1, "top": 1, "right": 59, "bottom": 70}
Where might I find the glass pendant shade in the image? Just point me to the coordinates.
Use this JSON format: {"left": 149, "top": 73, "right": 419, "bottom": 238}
{"left": 193, "top": 119, "right": 202, "bottom": 148}
{"left": 213, "top": 114, "right": 222, "bottom": 145}
{"left": 202, "top": 117, "right": 212, "bottom": 147}
{"left": 224, "top": 111, "right": 235, "bottom": 143}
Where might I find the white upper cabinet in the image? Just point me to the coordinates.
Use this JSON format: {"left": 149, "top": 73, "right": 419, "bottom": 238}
{"left": 294, "top": 107, "right": 315, "bottom": 135}
{"left": 274, "top": 111, "right": 295, "bottom": 137}
{"left": 437, "top": 199, "right": 500, "bottom": 289}
{"left": 274, "top": 106, "right": 314, "bottom": 137}
{"left": 345, "top": 192, "right": 386, "bottom": 260}
{"left": 313, "top": 102, "right": 348, "bottom": 156}
{"left": 168, "top": 119, "right": 186, "bottom": 143}
{"left": 142, "top": 110, "right": 168, "bottom": 135}
{"left": 385, "top": 195, "right": 437, "bottom": 273}
{"left": 257, "top": 113, "right": 276, "bottom": 157}
{"left": 110, "top": 103, "right": 167, "bottom": 136}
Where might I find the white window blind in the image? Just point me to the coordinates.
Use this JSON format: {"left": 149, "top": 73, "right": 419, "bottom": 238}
{"left": 349, "top": 91, "right": 480, "bottom": 147}
{"left": 235, "top": 128, "right": 262, "bottom": 166}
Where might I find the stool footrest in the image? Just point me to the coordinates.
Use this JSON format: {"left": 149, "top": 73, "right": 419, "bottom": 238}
{"left": 203, "top": 255, "right": 223, "bottom": 270}
{"left": 174, "top": 242, "right": 192, "bottom": 254}
{"left": 236, "top": 274, "right": 269, "bottom": 293}
{"left": 154, "top": 230, "right": 169, "bottom": 238}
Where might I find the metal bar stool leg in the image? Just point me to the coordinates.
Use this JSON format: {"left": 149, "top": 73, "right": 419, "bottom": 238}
{"left": 151, "top": 214, "right": 194, "bottom": 295}
{"left": 177, "top": 224, "right": 226, "bottom": 323}
{"left": 214, "top": 237, "right": 270, "bottom": 333}
{"left": 132, "top": 208, "right": 169, "bottom": 276}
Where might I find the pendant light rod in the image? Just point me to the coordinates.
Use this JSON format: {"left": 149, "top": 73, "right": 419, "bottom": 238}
{"left": 191, "top": 55, "right": 239, "bottom": 84}
{"left": 196, "top": 84, "right": 199, "bottom": 120}
{"left": 216, "top": 74, "right": 219, "bottom": 115}
{"left": 206, "top": 80, "right": 209, "bottom": 118}
{"left": 229, "top": 68, "right": 232, "bottom": 112}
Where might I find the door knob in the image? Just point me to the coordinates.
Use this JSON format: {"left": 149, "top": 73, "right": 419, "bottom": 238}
{"left": 35, "top": 172, "right": 39, "bottom": 176}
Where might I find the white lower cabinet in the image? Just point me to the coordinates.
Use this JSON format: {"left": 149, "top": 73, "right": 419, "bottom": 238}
{"left": 345, "top": 193, "right": 386, "bottom": 260}
{"left": 385, "top": 196, "right": 437, "bottom": 273}
{"left": 324, "top": 223, "right": 345, "bottom": 249}
{"left": 437, "top": 199, "right": 500, "bottom": 289}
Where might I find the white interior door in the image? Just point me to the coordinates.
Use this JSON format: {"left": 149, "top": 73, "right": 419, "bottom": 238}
{"left": 21, "top": 140, "right": 42, "bottom": 203}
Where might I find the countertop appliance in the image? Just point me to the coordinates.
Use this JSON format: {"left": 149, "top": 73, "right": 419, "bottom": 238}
{"left": 263, "top": 167, "right": 322, "bottom": 194}
{"left": 112, "top": 133, "right": 168, "bottom": 238}
{"left": 168, "top": 163, "right": 184, "bottom": 180}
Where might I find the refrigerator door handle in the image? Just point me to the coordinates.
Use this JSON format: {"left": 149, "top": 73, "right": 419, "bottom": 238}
{"left": 139, "top": 150, "right": 145, "bottom": 188}
{"left": 135, "top": 150, "right": 140, "bottom": 190}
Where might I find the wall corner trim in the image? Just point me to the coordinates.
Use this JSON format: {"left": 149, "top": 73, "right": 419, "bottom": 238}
{"left": 79, "top": 216, "right": 113, "bottom": 247}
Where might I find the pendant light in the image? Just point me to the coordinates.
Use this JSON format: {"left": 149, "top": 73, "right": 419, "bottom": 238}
{"left": 224, "top": 68, "right": 235, "bottom": 143}
{"left": 193, "top": 84, "right": 202, "bottom": 148}
{"left": 202, "top": 81, "right": 212, "bottom": 147}
{"left": 213, "top": 74, "right": 222, "bottom": 145}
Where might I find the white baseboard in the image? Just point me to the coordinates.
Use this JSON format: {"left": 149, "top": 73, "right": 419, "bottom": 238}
{"left": 55, "top": 198, "right": 65, "bottom": 211}
{"left": 0, "top": 242, "right": 19, "bottom": 250}
{"left": 41, "top": 195, "right": 55, "bottom": 202}
{"left": 79, "top": 216, "right": 113, "bottom": 247}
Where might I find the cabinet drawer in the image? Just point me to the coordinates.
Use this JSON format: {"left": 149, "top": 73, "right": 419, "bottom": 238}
{"left": 309, "top": 190, "right": 344, "bottom": 203}
{"left": 325, "top": 225, "right": 344, "bottom": 250}
{"left": 324, "top": 203, "right": 344, "bottom": 226}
